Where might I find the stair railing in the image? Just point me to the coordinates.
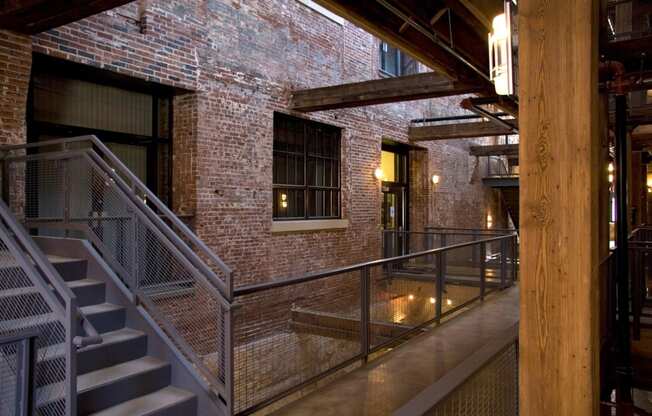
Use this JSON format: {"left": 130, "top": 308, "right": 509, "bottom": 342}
{"left": 0, "top": 136, "right": 234, "bottom": 413}
{"left": 0, "top": 197, "right": 101, "bottom": 416}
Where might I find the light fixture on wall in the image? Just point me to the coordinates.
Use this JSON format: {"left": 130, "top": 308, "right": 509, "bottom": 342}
{"left": 281, "top": 193, "right": 288, "bottom": 209}
{"left": 487, "top": 214, "right": 493, "bottom": 229}
{"left": 408, "top": 294, "right": 415, "bottom": 301}
{"left": 431, "top": 174, "right": 440, "bottom": 185}
{"left": 647, "top": 176, "right": 652, "bottom": 193}
{"left": 608, "top": 162, "right": 614, "bottom": 184}
{"left": 374, "top": 167, "right": 384, "bottom": 180}
{"left": 429, "top": 297, "right": 436, "bottom": 304}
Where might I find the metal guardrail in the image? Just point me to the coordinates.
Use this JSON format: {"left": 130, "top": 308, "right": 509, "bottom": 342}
{"left": 0, "top": 197, "right": 102, "bottom": 416}
{"left": 0, "top": 331, "right": 38, "bottom": 416}
{"left": 393, "top": 324, "right": 519, "bottom": 416}
{"left": 0, "top": 136, "right": 234, "bottom": 413}
{"left": 232, "top": 233, "right": 518, "bottom": 414}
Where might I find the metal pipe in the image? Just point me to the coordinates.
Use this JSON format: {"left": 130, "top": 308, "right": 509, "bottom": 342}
{"left": 615, "top": 92, "right": 633, "bottom": 402}
{"left": 374, "top": 0, "right": 491, "bottom": 82}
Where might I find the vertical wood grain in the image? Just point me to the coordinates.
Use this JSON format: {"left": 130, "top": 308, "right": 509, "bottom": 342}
{"left": 519, "top": 0, "right": 600, "bottom": 415}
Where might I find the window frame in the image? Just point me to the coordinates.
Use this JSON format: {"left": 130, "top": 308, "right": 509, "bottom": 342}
{"left": 273, "top": 113, "right": 342, "bottom": 221}
{"left": 379, "top": 41, "right": 418, "bottom": 77}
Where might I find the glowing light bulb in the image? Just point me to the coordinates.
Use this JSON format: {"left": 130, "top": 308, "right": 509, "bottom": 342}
{"left": 429, "top": 297, "right": 436, "bottom": 304}
{"left": 431, "top": 175, "right": 440, "bottom": 185}
{"left": 408, "top": 294, "right": 415, "bottom": 301}
{"left": 374, "top": 167, "right": 384, "bottom": 180}
{"left": 446, "top": 299, "right": 453, "bottom": 306}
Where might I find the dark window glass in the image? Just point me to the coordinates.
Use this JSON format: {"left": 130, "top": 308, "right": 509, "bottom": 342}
{"left": 273, "top": 113, "right": 341, "bottom": 219}
{"left": 379, "top": 41, "right": 418, "bottom": 77}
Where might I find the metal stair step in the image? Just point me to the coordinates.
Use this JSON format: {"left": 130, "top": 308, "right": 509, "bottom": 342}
{"left": 0, "top": 278, "right": 105, "bottom": 312}
{"left": 87, "top": 386, "right": 197, "bottom": 416}
{"left": 37, "top": 356, "right": 171, "bottom": 415}
{"left": 35, "top": 328, "right": 148, "bottom": 384}
{"left": 81, "top": 303, "right": 126, "bottom": 334}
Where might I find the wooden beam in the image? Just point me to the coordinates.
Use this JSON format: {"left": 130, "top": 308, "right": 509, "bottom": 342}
{"left": 0, "top": 0, "right": 133, "bottom": 34}
{"left": 290, "top": 72, "right": 485, "bottom": 112}
{"left": 469, "top": 144, "right": 519, "bottom": 157}
{"left": 519, "top": 0, "right": 599, "bottom": 415}
{"left": 409, "top": 121, "right": 514, "bottom": 142}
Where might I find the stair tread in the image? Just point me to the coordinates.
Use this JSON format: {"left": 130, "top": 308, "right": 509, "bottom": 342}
{"left": 78, "top": 356, "right": 168, "bottom": 393}
{"left": 67, "top": 278, "right": 104, "bottom": 289}
{"left": 80, "top": 303, "right": 124, "bottom": 315}
{"left": 37, "top": 356, "right": 169, "bottom": 406}
{"left": 87, "top": 386, "right": 195, "bottom": 416}
{"left": 37, "top": 328, "right": 146, "bottom": 360}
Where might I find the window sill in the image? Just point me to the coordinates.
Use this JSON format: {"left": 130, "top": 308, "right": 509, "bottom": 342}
{"left": 271, "top": 219, "right": 349, "bottom": 233}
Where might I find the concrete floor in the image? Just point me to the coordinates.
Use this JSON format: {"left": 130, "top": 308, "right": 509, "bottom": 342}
{"left": 271, "top": 286, "right": 519, "bottom": 416}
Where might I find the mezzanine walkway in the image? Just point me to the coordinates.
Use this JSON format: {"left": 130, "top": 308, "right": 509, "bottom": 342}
{"left": 271, "top": 286, "right": 519, "bottom": 416}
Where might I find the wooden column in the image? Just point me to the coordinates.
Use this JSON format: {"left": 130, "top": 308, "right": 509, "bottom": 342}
{"left": 519, "top": 1, "right": 600, "bottom": 415}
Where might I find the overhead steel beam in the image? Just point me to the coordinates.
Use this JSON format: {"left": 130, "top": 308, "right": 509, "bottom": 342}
{"left": 290, "top": 72, "right": 486, "bottom": 112}
{"left": 409, "top": 121, "right": 515, "bottom": 141}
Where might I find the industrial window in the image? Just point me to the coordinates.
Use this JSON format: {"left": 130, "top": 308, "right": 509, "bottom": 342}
{"left": 273, "top": 113, "right": 341, "bottom": 220}
{"left": 379, "top": 41, "right": 418, "bottom": 77}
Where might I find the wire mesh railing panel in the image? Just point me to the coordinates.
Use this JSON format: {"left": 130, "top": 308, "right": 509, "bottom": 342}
{"left": 442, "top": 244, "right": 482, "bottom": 314}
{"left": 232, "top": 271, "right": 361, "bottom": 414}
{"left": 369, "top": 259, "right": 437, "bottom": 348}
{"left": 0, "top": 237, "right": 68, "bottom": 416}
{"left": 0, "top": 341, "right": 20, "bottom": 416}
{"left": 424, "top": 342, "right": 518, "bottom": 416}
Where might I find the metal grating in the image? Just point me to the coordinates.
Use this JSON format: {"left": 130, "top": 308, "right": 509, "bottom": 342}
{"left": 426, "top": 342, "right": 519, "bottom": 416}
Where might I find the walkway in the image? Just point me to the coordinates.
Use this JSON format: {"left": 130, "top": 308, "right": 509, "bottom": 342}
{"left": 271, "top": 286, "right": 519, "bottom": 416}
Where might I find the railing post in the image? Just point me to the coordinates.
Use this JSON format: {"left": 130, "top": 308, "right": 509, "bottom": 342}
{"left": 63, "top": 158, "right": 71, "bottom": 237}
{"left": 511, "top": 236, "right": 518, "bottom": 283}
{"left": 65, "top": 299, "right": 78, "bottom": 416}
{"left": 223, "top": 305, "right": 234, "bottom": 415}
{"left": 360, "top": 266, "right": 371, "bottom": 361}
{"left": 14, "top": 334, "right": 36, "bottom": 416}
{"left": 436, "top": 252, "right": 443, "bottom": 322}
{"left": 1, "top": 157, "right": 9, "bottom": 205}
{"left": 500, "top": 238, "right": 507, "bottom": 289}
{"left": 480, "top": 241, "right": 486, "bottom": 300}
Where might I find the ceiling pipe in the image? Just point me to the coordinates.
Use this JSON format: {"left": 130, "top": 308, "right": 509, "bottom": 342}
{"left": 374, "top": 0, "right": 491, "bottom": 82}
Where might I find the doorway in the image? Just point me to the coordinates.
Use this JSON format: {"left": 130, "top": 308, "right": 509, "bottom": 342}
{"left": 380, "top": 143, "right": 409, "bottom": 256}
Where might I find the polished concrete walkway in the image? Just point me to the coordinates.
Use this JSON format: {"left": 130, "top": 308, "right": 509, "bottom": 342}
{"left": 272, "top": 286, "right": 519, "bottom": 416}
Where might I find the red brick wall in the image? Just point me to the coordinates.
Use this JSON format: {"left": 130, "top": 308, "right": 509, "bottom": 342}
{"left": 22, "top": 0, "right": 508, "bottom": 286}
{"left": 0, "top": 30, "right": 31, "bottom": 146}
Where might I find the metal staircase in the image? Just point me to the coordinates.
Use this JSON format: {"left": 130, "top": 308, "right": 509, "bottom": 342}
{"left": 0, "top": 136, "right": 233, "bottom": 416}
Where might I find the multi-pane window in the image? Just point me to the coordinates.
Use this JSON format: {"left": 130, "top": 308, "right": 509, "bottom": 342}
{"left": 273, "top": 113, "right": 341, "bottom": 220}
{"left": 379, "top": 41, "right": 418, "bottom": 77}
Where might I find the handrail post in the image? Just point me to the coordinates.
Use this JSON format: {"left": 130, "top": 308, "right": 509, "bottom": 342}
{"left": 14, "top": 333, "right": 37, "bottom": 416}
{"left": 512, "top": 236, "right": 518, "bottom": 283}
{"left": 500, "top": 238, "right": 507, "bottom": 289}
{"left": 436, "top": 252, "right": 443, "bottom": 323}
{"left": 65, "top": 299, "right": 78, "bottom": 416}
{"left": 480, "top": 241, "right": 486, "bottom": 300}
{"left": 223, "top": 305, "right": 234, "bottom": 415}
{"left": 360, "top": 266, "right": 370, "bottom": 361}
{"left": 63, "top": 158, "right": 71, "bottom": 237}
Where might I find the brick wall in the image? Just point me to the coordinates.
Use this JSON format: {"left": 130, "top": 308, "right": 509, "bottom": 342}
{"left": 0, "top": 30, "right": 31, "bottom": 146}
{"left": 24, "top": 0, "right": 508, "bottom": 286}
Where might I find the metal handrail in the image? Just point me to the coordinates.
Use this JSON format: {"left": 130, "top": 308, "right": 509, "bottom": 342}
{"left": 235, "top": 234, "right": 517, "bottom": 296}
{"left": 0, "top": 135, "right": 233, "bottom": 299}
{"left": 0, "top": 198, "right": 102, "bottom": 348}
{"left": 0, "top": 141, "right": 234, "bottom": 411}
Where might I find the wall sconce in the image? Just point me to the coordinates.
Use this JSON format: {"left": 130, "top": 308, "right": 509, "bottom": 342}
{"left": 647, "top": 177, "right": 652, "bottom": 193}
{"left": 429, "top": 297, "right": 436, "bottom": 304}
{"left": 374, "top": 167, "right": 384, "bottom": 180}
{"left": 431, "top": 174, "right": 440, "bottom": 185}
{"left": 281, "top": 193, "right": 288, "bottom": 209}
{"left": 608, "top": 162, "right": 614, "bottom": 184}
{"left": 487, "top": 214, "right": 493, "bottom": 229}
{"left": 408, "top": 294, "right": 415, "bottom": 301}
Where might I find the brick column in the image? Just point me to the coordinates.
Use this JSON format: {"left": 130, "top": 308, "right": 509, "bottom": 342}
{"left": 0, "top": 30, "right": 31, "bottom": 146}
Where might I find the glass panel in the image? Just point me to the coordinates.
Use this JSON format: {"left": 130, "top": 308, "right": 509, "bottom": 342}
{"left": 380, "top": 151, "right": 396, "bottom": 182}
{"left": 380, "top": 42, "right": 399, "bottom": 76}
{"left": 273, "top": 188, "right": 304, "bottom": 219}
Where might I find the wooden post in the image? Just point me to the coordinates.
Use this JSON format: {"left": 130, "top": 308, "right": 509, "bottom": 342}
{"left": 519, "top": 0, "right": 599, "bottom": 415}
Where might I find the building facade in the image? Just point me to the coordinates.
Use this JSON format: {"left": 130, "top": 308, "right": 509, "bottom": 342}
{"left": 0, "top": 0, "right": 508, "bottom": 287}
